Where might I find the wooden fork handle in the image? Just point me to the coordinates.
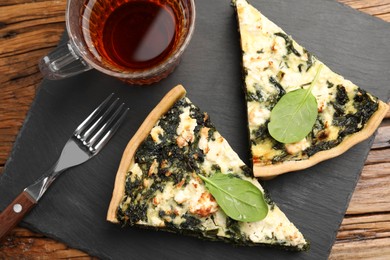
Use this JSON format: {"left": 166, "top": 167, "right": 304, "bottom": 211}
{"left": 0, "top": 191, "right": 36, "bottom": 241}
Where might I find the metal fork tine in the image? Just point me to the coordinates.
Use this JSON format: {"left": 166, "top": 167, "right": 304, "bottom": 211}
{"left": 87, "top": 102, "right": 124, "bottom": 147}
{"left": 74, "top": 93, "right": 115, "bottom": 138}
{"left": 92, "top": 105, "right": 129, "bottom": 153}
{"left": 81, "top": 98, "right": 120, "bottom": 143}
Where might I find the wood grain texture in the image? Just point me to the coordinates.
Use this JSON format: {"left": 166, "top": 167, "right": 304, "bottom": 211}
{"left": 0, "top": 191, "right": 36, "bottom": 241}
{"left": 0, "top": 0, "right": 389, "bottom": 258}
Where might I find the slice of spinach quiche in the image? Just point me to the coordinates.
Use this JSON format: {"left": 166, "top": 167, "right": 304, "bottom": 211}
{"left": 107, "top": 85, "right": 309, "bottom": 250}
{"left": 233, "top": 0, "right": 389, "bottom": 179}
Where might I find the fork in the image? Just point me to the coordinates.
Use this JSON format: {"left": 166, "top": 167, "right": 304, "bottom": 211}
{"left": 0, "top": 93, "right": 129, "bottom": 240}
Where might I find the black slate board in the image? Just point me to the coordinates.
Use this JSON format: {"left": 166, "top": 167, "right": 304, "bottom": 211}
{"left": 1, "top": 0, "right": 389, "bottom": 259}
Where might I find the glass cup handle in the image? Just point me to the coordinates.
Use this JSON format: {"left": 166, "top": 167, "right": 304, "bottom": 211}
{"left": 39, "top": 41, "right": 92, "bottom": 80}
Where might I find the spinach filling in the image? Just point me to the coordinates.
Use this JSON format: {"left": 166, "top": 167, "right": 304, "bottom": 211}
{"left": 304, "top": 49, "right": 314, "bottom": 72}
{"left": 250, "top": 81, "right": 379, "bottom": 163}
{"left": 306, "top": 85, "right": 378, "bottom": 156}
{"left": 119, "top": 97, "right": 257, "bottom": 236}
{"left": 269, "top": 76, "right": 286, "bottom": 99}
{"left": 118, "top": 98, "right": 210, "bottom": 226}
{"left": 246, "top": 83, "right": 263, "bottom": 102}
{"left": 274, "top": 32, "right": 301, "bottom": 57}
{"left": 333, "top": 87, "right": 378, "bottom": 138}
{"left": 225, "top": 218, "right": 246, "bottom": 243}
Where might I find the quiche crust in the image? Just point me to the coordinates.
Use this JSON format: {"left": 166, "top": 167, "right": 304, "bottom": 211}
{"left": 254, "top": 100, "right": 389, "bottom": 179}
{"left": 107, "top": 85, "right": 186, "bottom": 223}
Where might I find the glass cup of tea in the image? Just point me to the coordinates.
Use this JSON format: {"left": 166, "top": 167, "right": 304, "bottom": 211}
{"left": 39, "top": 0, "right": 196, "bottom": 85}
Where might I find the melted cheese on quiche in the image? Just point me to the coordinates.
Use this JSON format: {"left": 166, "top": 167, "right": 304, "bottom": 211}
{"left": 117, "top": 96, "right": 308, "bottom": 250}
{"left": 235, "top": 0, "right": 381, "bottom": 167}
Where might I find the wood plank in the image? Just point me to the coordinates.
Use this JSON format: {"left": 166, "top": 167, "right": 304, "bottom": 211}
{"left": 330, "top": 237, "right": 390, "bottom": 260}
{"left": 371, "top": 124, "right": 390, "bottom": 150}
{"left": 347, "top": 162, "right": 390, "bottom": 215}
{"left": 0, "top": 27, "right": 65, "bottom": 58}
{"left": 377, "top": 12, "right": 390, "bottom": 20}
{"left": 339, "top": 0, "right": 390, "bottom": 9}
{"left": 366, "top": 148, "right": 390, "bottom": 165}
{"left": 0, "top": 227, "right": 94, "bottom": 259}
{"left": 0, "top": 1, "right": 65, "bottom": 23}
{"left": 0, "top": 0, "right": 53, "bottom": 6}
{"left": 0, "top": 0, "right": 389, "bottom": 259}
{"left": 336, "top": 213, "right": 390, "bottom": 240}
{"left": 338, "top": 0, "right": 390, "bottom": 20}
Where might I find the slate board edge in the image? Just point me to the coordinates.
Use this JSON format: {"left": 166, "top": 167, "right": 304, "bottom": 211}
{"left": 329, "top": 0, "right": 390, "bottom": 27}
{"left": 0, "top": 81, "right": 48, "bottom": 185}
{"left": 21, "top": 221, "right": 113, "bottom": 259}
{"left": 324, "top": 136, "right": 375, "bottom": 257}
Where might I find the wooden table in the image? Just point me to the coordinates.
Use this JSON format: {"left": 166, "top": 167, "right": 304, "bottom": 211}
{"left": 0, "top": 0, "right": 389, "bottom": 258}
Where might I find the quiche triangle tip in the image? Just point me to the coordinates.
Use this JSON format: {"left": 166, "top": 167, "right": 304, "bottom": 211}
{"left": 234, "top": 0, "right": 389, "bottom": 179}
{"left": 107, "top": 85, "right": 309, "bottom": 250}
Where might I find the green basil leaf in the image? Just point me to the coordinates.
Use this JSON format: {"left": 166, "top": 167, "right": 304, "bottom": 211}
{"left": 268, "top": 64, "right": 323, "bottom": 144}
{"left": 198, "top": 173, "right": 268, "bottom": 222}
